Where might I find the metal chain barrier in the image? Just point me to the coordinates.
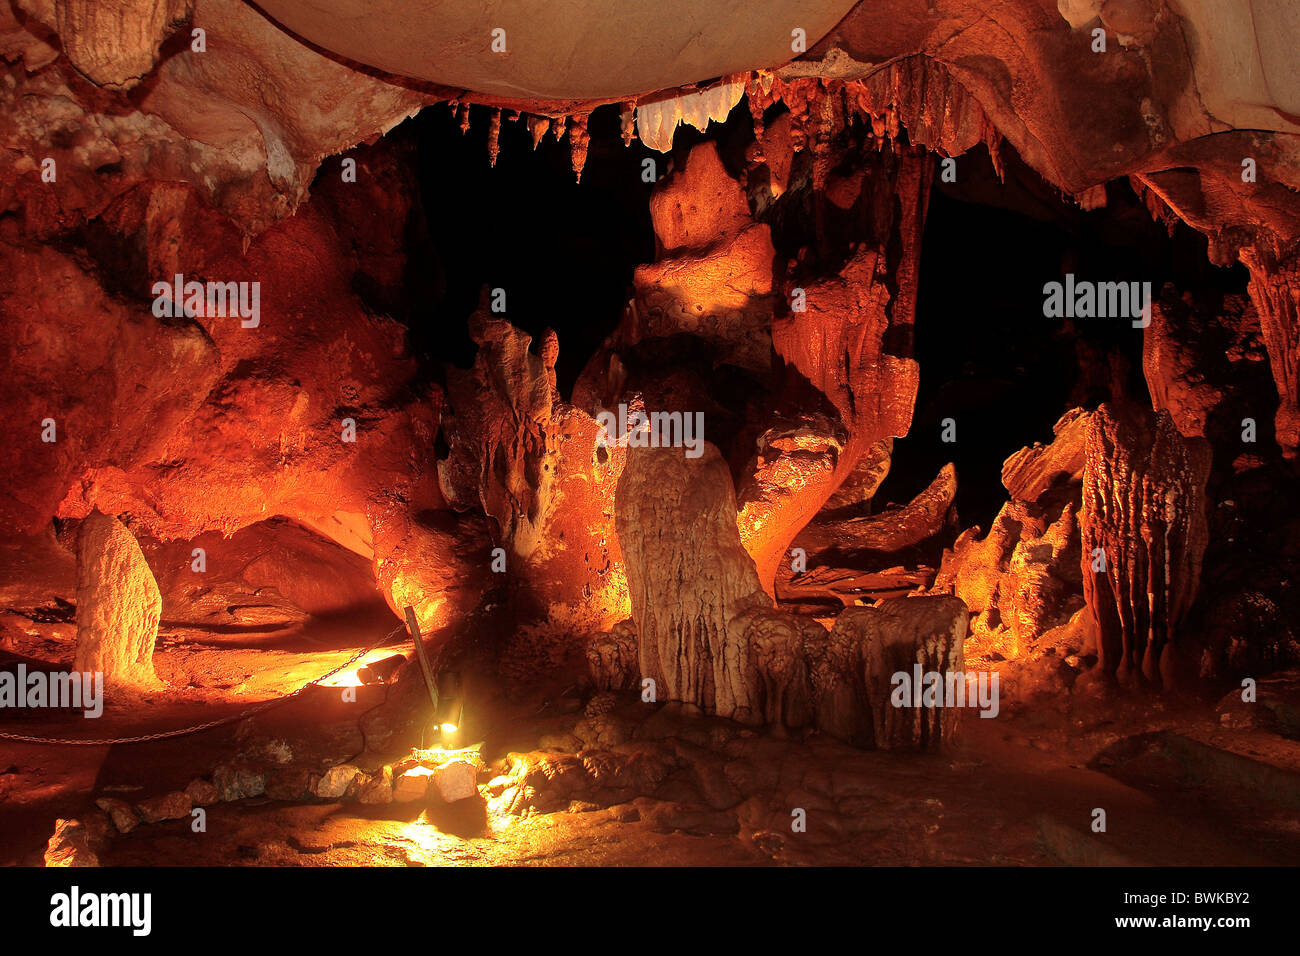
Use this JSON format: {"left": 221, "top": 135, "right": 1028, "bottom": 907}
{"left": 0, "top": 623, "right": 407, "bottom": 746}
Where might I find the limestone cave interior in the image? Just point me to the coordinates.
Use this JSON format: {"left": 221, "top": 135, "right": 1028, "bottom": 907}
{"left": 2, "top": 0, "right": 1300, "bottom": 889}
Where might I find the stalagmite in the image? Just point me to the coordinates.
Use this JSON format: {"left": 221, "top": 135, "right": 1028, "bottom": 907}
{"left": 615, "top": 444, "right": 769, "bottom": 719}
{"left": 834, "top": 596, "right": 970, "bottom": 751}
{"left": 936, "top": 410, "right": 1090, "bottom": 658}
{"left": 74, "top": 510, "right": 162, "bottom": 692}
{"left": 1080, "top": 404, "right": 1211, "bottom": 688}
{"left": 586, "top": 620, "right": 638, "bottom": 692}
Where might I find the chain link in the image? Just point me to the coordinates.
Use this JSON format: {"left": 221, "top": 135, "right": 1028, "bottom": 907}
{"left": 0, "top": 624, "right": 407, "bottom": 746}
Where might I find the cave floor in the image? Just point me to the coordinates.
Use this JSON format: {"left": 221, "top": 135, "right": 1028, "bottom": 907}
{"left": 4, "top": 626, "right": 1300, "bottom": 866}
{"left": 4, "top": 528, "right": 1300, "bottom": 866}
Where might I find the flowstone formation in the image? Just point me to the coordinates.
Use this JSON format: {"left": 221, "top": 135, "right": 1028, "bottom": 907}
{"left": 1080, "top": 403, "right": 1211, "bottom": 689}
{"left": 615, "top": 443, "right": 769, "bottom": 720}
{"left": 614, "top": 442, "right": 969, "bottom": 748}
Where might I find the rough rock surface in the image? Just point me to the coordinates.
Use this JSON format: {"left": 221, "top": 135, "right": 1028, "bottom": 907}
{"left": 74, "top": 510, "right": 162, "bottom": 690}
{"left": 136, "top": 791, "right": 192, "bottom": 824}
{"left": 586, "top": 619, "right": 639, "bottom": 692}
{"left": 1080, "top": 404, "right": 1212, "bottom": 687}
{"left": 1143, "top": 289, "right": 1275, "bottom": 461}
{"left": 630, "top": 142, "right": 777, "bottom": 373}
{"left": 432, "top": 759, "right": 478, "bottom": 803}
{"left": 740, "top": 145, "right": 928, "bottom": 592}
{"left": 795, "top": 463, "right": 956, "bottom": 557}
{"left": 43, "top": 818, "right": 100, "bottom": 867}
{"left": 1241, "top": 243, "right": 1300, "bottom": 459}
{"left": 616, "top": 443, "right": 769, "bottom": 718}
{"left": 836, "top": 596, "right": 969, "bottom": 751}
{"left": 936, "top": 410, "right": 1089, "bottom": 660}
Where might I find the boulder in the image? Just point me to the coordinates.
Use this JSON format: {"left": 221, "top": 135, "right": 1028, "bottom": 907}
{"left": 431, "top": 759, "right": 478, "bottom": 803}
{"left": 392, "top": 766, "right": 434, "bottom": 802}
{"left": 136, "top": 791, "right": 192, "bottom": 824}
{"left": 312, "top": 763, "right": 361, "bottom": 799}
{"left": 44, "top": 819, "right": 100, "bottom": 867}
{"left": 95, "top": 796, "right": 140, "bottom": 834}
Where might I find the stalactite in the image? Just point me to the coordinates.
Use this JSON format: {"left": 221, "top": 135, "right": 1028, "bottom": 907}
{"left": 746, "top": 77, "right": 766, "bottom": 154}
{"left": 569, "top": 113, "right": 590, "bottom": 182}
{"left": 810, "top": 87, "right": 834, "bottom": 243}
{"left": 553, "top": 115, "right": 567, "bottom": 142}
{"left": 526, "top": 114, "right": 549, "bottom": 150}
{"left": 487, "top": 108, "right": 501, "bottom": 167}
{"left": 619, "top": 103, "right": 635, "bottom": 146}
{"left": 457, "top": 102, "right": 470, "bottom": 135}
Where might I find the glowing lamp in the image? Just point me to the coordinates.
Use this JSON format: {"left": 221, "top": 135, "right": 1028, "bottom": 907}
{"left": 436, "top": 671, "right": 464, "bottom": 744}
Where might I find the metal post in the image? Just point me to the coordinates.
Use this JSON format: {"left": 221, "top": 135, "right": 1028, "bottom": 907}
{"left": 403, "top": 605, "right": 439, "bottom": 712}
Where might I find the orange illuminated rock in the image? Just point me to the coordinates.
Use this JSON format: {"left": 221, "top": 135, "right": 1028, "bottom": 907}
{"left": 647, "top": 142, "right": 752, "bottom": 256}
{"left": 629, "top": 142, "right": 777, "bottom": 373}
{"left": 441, "top": 316, "right": 629, "bottom": 634}
{"left": 74, "top": 510, "right": 162, "bottom": 691}
{"left": 794, "top": 463, "right": 956, "bottom": 558}
{"left": 935, "top": 410, "right": 1089, "bottom": 659}
{"left": 54, "top": 0, "right": 188, "bottom": 89}
{"left": 441, "top": 313, "right": 560, "bottom": 559}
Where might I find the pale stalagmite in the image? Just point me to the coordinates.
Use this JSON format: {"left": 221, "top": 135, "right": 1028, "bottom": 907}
{"left": 615, "top": 443, "right": 769, "bottom": 718}
{"left": 74, "top": 510, "right": 162, "bottom": 690}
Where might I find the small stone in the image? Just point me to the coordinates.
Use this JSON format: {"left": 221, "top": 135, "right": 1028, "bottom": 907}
{"left": 392, "top": 766, "right": 433, "bottom": 802}
{"left": 357, "top": 766, "right": 394, "bottom": 804}
{"left": 136, "top": 791, "right": 192, "bottom": 824}
{"left": 95, "top": 796, "right": 140, "bottom": 834}
{"left": 313, "top": 763, "right": 361, "bottom": 798}
{"left": 213, "top": 764, "right": 266, "bottom": 801}
{"left": 266, "top": 768, "right": 313, "bottom": 800}
{"left": 44, "top": 819, "right": 99, "bottom": 867}
{"left": 185, "top": 778, "right": 220, "bottom": 807}
{"left": 432, "top": 759, "right": 478, "bottom": 803}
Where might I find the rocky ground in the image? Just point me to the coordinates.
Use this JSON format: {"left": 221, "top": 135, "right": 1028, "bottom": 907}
{"left": 9, "top": 612, "right": 1300, "bottom": 867}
